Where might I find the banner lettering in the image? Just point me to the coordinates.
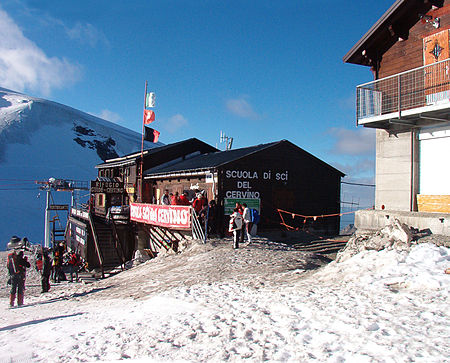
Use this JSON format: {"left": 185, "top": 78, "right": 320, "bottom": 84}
{"left": 130, "top": 203, "right": 191, "bottom": 229}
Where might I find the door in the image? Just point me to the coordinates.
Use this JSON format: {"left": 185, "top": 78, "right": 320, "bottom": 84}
{"left": 423, "top": 30, "right": 450, "bottom": 104}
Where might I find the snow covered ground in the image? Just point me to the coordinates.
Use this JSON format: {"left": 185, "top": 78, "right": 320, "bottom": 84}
{"left": 0, "top": 236, "right": 449, "bottom": 362}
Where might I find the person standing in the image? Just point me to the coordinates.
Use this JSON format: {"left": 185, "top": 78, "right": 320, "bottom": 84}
{"left": 41, "top": 249, "right": 52, "bottom": 293}
{"left": 192, "top": 193, "right": 205, "bottom": 214}
{"left": 52, "top": 250, "right": 63, "bottom": 283}
{"left": 178, "top": 191, "right": 191, "bottom": 206}
{"left": 229, "top": 208, "right": 243, "bottom": 249}
{"left": 207, "top": 200, "right": 217, "bottom": 234}
{"left": 67, "top": 250, "right": 80, "bottom": 283}
{"left": 242, "top": 203, "right": 253, "bottom": 245}
{"left": 171, "top": 192, "right": 180, "bottom": 205}
{"left": 161, "top": 190, "right": 171, "bottom": 205}
{"left": 7, "top": 250, "right": 30, "bottom": 307}
{"left": 235, "top": 202, "right": 245, "bottom": 243}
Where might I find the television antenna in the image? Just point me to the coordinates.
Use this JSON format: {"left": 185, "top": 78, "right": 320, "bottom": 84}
{"left": 220, "top": 131, "right": 233, "bottom": 150}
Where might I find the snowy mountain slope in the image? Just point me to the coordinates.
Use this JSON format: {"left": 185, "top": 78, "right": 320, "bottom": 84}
{"left": 0, "top": 87, "right": 160, "bottom": 249}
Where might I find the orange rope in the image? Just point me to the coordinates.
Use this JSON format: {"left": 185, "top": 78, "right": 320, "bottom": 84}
{"left": 276, "top": 207, "right": 369, "bottom": 232}
{"left": 277, "top": 208, "right": 357, "bottom": 219}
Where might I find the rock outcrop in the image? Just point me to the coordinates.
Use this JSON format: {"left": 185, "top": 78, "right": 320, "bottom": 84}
{"left": 336, "top": 219, "right": 413, "bottom": 262}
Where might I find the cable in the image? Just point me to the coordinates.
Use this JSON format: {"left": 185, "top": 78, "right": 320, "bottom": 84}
{"left": 342, "top": 181, "right": 375, "bottom": 187}
{"left": 0, "top": 188, "right": 38, "bottom": 191}
{"left": 0, "top": 178, "right": 38, "bottom": 182}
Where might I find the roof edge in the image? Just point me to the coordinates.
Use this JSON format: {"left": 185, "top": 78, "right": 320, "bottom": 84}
{"left": 343, "top": 0, "right": 405, "bottom": 65}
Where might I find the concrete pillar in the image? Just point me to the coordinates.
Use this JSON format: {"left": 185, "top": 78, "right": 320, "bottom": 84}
{"left": 375, "top": 128, "right": 414, "bottom": 211}
{"left": 136, "top": 227, "right": 149, "bottom": 251}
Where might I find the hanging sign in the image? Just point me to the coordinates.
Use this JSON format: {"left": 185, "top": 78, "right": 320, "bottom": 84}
{"left": 130, "top": 203, "right": 191, "bottom": 229}
{"left": 90, "top": 180, "right": 124, "bottom": 193}
{"left": 48, "top": 204, "right": 69, "bottom": 211}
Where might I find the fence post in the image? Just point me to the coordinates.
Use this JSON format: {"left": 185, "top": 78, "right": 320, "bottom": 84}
{"left": 398, "top": 74, "right": 402, "bottom": 119}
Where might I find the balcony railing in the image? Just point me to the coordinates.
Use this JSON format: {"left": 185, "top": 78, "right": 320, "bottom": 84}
{"left": 356, "top": 58, "right": 450, "bottom": 125}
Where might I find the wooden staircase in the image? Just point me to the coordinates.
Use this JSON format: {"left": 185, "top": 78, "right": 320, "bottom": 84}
{"left": 293, "top": 238, "right": 348, "bottom": 255}
{"left": 88, "top": 214, "right": 126, "bottom": 278}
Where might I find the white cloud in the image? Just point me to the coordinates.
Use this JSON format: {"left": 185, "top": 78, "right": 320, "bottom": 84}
{"left": 165, "top": 114, "right": 188, "bottom": 133}
{"left": 328, "top": 127, "right": 375, "bottom": 156}
{"left": 66, "top": 22, "right": 109, "bottom": 48}
{"left": 226, "top": 96, "right": 261, "bottom": 120}
{"left": 332, "top": 159, "right": 375, "bottom": 179}
{"left": 0, "top": 7, "right": 81, "bottom": 95}
{"left": 92, "top": 109, "right": 123, "bottom": 123}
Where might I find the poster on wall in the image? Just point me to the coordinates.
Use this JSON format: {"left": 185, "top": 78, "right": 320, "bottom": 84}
{"left": 224, "top": 198, "right": 260, "bottom": 216}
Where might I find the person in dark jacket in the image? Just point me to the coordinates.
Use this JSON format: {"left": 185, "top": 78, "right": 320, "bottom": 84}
{"left": 7, "top": 250, "right": 30, "bottom": 307}
{"left": 207, "top": 200, "right": 217, "bottom": 234}
{"left": 41, "top": 249, "right": 52, "bottom": 293}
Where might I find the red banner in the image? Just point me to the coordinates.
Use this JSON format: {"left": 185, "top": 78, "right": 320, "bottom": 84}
{"left": 130, "top": 203, "right": 191, "bottom": 229}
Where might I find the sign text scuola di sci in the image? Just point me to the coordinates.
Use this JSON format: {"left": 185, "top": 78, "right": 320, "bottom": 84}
{"left": 130, "top": 203, "right": 191, "bottom": 229}
{"left": 224, "top": 169, "right": 289, "bottom": 199}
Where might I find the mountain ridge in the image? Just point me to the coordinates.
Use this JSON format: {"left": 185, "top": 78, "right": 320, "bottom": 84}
{"left": 0, "top": 87, "right": 159, "bottom": 249}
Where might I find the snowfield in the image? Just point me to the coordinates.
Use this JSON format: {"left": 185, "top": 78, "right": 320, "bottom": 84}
{"left": 0, "top": 237, "right": 449, "bottom": 362}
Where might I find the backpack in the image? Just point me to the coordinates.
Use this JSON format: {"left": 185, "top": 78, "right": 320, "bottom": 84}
{"left": 7, "top": 253, "right": 17, "bottom": 275}
{"left": 251, "top": 209, "right": 260, "bottom": 224}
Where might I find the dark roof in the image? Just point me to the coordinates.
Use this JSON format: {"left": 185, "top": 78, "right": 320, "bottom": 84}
{"left": 343, "top": 0, "right": 444, "bottom": 66}
{"left": 96, "top": 138, "right": 217, "bottom": 169}
{"left": 144, "top": 142, "right": 277, "bottom": 176}
{"left": 144, "top": 140, "right": 345, "bottom": 178}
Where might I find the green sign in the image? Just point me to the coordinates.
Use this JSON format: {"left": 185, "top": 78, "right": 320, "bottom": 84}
{"left": 224, "top": 198, "right": 260, "bottom": 215}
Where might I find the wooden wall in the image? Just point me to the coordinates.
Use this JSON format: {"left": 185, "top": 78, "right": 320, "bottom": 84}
{"left": 379, "top": 2, "right": 450, "bottom": 78}
{"left": 218, "top": 142, "right": 342, "bottom": 235}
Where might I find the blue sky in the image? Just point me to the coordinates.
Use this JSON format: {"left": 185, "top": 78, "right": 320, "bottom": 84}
{"left": 0, "top": 0, "right": 395, "bottom": 208}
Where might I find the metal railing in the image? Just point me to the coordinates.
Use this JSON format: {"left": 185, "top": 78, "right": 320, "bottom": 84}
{"left": 191, "top": 209, "right": 205, "bottom": 242}
{"left": 356, "top": 58, "right": 450, "bottom": 123}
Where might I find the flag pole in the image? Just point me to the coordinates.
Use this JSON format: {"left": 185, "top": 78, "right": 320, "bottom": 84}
{"left": 139, "top": 80, "right": 148, "bottom": 202}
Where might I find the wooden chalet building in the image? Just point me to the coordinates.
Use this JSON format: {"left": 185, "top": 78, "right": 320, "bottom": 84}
{"left": 344, "top": 0, "right": 450, "bottom": 235}
{"left": 68, "top": 138, "right": 344, "bottom": 274}
{"left": 143, "top": 140, "right": 344, "bottom": 236}
{"left": 68, "top": 138, "right": 217, "bottom": 274}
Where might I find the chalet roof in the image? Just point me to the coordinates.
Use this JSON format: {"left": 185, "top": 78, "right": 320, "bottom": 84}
{"left": 95, "top": 138, "right": 217, "bottom": 169}
{"left": 343, "top": 0, "right": 444, "bottom": 67}
{"left": 144, "top": 140, "right": 345, "bottom": 179}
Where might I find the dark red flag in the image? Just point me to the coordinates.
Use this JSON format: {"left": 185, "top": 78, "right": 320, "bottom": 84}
{"left": 144, "top": 126, "right": 160, "bottom": 142}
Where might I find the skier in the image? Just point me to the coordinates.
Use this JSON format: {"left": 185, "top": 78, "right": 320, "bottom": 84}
{"left": 7, "top": 249, "right": 30, "bottom": 307}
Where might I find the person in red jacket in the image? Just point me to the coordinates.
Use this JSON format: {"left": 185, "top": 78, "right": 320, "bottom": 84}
{"left": 192, "top": 192, "right": 207, "bottom": 214}
{"left": 178, "top": 191, "right": 191, "bottom": 206}
{"left": 171, "top": 192, "right": 180, "bottom": 205}
{"left": 67, "top": 250, "right": 81, "bottom": 283}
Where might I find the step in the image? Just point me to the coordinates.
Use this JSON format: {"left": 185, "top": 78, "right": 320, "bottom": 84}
{"left": 78, "top": 272, "right": 98, "bottom": 284}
